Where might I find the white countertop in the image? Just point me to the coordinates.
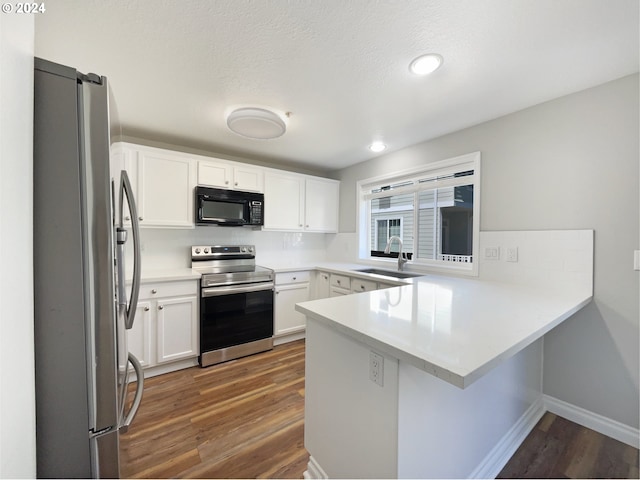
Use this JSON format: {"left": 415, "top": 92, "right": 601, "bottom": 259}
{"left": 296, "top": 273, "right": 592, "bottom": 389}
{"left": 263, "top": 261, "right": 412, "bottom": 285}
{"left": 128, "top": 268, "right": 201, "bottom": 283}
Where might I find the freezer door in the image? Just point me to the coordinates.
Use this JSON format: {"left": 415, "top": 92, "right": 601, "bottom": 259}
{"left": 78, "top": 76, "right": 120, "bottom": 434}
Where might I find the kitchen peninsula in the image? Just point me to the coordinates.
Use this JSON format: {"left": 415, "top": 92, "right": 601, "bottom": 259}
{"left": 296, "top": 232, "right": 594, "bottom": 478}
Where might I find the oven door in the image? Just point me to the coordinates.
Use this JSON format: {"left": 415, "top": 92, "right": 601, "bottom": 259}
{"left": 200, "top": 282, "right": 274, "bottom": 352}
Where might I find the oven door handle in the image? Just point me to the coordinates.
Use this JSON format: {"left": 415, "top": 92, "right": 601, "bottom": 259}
{"left": 202, "top": 282, "right": 274, "bottom": 297}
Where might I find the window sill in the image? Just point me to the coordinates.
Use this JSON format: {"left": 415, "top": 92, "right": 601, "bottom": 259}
{"left": 359, "top": 257, "right": 478, "bottom": 277}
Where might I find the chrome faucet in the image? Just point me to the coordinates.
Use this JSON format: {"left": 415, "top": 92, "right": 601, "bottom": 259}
{"left": 384, "top": 236, "right": 408, "bottom": 271}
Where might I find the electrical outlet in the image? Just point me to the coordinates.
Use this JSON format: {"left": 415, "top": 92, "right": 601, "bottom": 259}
{"left": 369, "top": 351, "right": 384, "bottom": 387}
{"left": 506, "top": 247, "right": 518, "bottom": 262}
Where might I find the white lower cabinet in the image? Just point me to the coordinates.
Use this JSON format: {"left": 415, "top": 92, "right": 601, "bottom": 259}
{"left": 312, "top": 271, "right": 403, "bottom": 299}
{"left": 128, "top": 300, "right": 152, "bottom": 368}
{"left": 350, "top": 278, "right": 377, "bottom": 294}
{"left": 329, "top": 273, "right": 351, "bottom": 297}
{"left": 127, "top": 279, "right": 199, "bottom": 375}
{"left": 314, "top": 271, "right": 331, "bottom": 299}
{"left": 274, "top": 271, "right": 311, "bottom": 339}
{"left": 156, "top": 296, "right": 198, "bottom": 363}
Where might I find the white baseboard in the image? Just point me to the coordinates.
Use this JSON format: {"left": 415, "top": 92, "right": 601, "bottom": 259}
{"left": 303, "top": 396, "right": 639, "bottom": 479}
{"left": 544, "top": 395, "right": 640, "bottom": 449}
{"left": 469, "top": 396, "right": 546, "bottom": 479}
{"left": 304, "top": 455, "right": 328, "bottom": 479}
{"left": 274, "top": 330, "right": 306, "bottom": 346}
{"left": 140, "top": 357, "right": 198, "bottom": 379}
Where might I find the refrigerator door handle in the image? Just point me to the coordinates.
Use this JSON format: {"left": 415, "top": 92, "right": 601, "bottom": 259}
{"left": 120, "top": 352, "right": 144, "bottom": 433}
{"left": 118, "top": 170, "right": 141, "bottom": 330}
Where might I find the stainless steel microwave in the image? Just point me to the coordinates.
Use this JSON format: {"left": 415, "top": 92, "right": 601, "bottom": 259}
{"left": 195, "top": 186, "right": 264, "bottom": 226}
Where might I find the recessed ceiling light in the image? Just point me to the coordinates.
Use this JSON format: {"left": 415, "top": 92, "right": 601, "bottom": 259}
{"left": 369, "top": 141, "right": 387, "bottom": 153}
{"left": 409, "top": 53, "right": 443, "bottom": 76}
{"left": 226, "top": 107, "right": 286, "bottom": 140}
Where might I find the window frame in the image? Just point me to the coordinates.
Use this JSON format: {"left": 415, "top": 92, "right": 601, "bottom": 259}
{"left": 356, "top": 152, "right": 481, "bottom": 276}
{"left": 373, "top": 216, "right": 404, "bottom": 252}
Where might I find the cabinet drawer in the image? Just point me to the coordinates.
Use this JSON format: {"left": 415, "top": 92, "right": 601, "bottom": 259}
{"left": 139, "top": 280, "right": 198, "bottom": 299}
{"left": 276, "top": 271, "right": 311, "bottom": 285}
{"left": 351, "top": 278, "right": 377, "bottom": 293}
{"left": 330, "top": 274, "right": 350, "bottom": 289}
{"left": 330, "top": 286, "right": 351, "bottom": 297}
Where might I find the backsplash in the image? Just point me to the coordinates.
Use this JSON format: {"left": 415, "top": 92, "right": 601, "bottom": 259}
{"left": 326, "top": 230, "right": 593, "bottom": 297}
{"left": 130, "top": 228, "right": 594, "bottom": 298}
{"left": 479, "top": 229, "right": 594, "bottom": 296}
{"left": 133, "top": 227, "right": 330, "bottom": 271}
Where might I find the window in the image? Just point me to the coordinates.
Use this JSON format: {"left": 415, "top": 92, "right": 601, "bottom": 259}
{"left": 357, "top": 152, "right": 480, "bottom": 275}
{"left": 373, "top": 217, "right": 403, "bottom": 252}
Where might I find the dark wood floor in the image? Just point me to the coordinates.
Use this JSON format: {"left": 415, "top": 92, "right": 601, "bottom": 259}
{"left": 499, "top": 411, "right": 639, "bottom": 479}
{"left": 121, "top": 340, "right": 639, "bottom": 479}
{"left": 120, "top": 340, "right": 308, "bottom": 478}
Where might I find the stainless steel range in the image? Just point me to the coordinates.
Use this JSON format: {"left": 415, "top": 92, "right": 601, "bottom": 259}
{"left": 192, "top": 245, "right": 274, "bottom": 367}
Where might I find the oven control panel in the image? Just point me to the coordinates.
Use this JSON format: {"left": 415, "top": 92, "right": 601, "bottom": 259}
{"left": 192, "top": 245, "right": 255, "bottom": 258}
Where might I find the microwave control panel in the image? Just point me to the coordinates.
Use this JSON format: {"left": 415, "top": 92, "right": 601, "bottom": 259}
{"left": 249, "top": 201, "right": 263, "bottom": 225}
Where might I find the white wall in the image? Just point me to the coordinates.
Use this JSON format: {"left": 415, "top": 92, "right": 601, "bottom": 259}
{"left": 334, "top": 75, "right": 640, "bottom": 429}
{"left": 0, "top": 13, "right": 36, "bottom": 478}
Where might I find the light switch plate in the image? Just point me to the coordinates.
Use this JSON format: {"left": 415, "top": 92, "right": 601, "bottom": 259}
{"left": 484, "top": 246, "right": 500, "bottom": 260}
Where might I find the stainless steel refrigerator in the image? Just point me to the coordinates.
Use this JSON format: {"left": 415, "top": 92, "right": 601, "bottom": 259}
{"left": 33, "top": 58, "right": 143, "bottom": 478}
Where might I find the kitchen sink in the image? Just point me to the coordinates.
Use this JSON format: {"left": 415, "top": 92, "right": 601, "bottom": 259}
{"left": 353, "top": 268, "right": 424, "bottom": 279}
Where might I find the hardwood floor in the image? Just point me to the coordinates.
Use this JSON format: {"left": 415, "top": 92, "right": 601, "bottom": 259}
{"left": 498, "top": 412, "right": 639, "bottom": 479}
{"left": 120, "top": 340, "right": 308, "bottom": 478}
{"left": 121, "top": 340, "right": 639, "bottom": 479}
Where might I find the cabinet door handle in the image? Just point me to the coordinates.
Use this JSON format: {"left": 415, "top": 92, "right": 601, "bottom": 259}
{"left": 225, "top": 180, "right": 229, "bottom": 184}
{"left": 275, "top": 290, "right": 280, "bottom": 295}
{"left": 158, "top": 305, "right": 164, "bottom": 310}
{"left": 337, "top": 280, "right": 341, "bottom": 284}
{"left": 360, "top": 285, "right": 365, "bottom": 290}
{"left": 234, "top": 182, "right": 238, "bottom": 186}
{"left": 138, "top": 216, "right": 143, "bottom": 221}
{"left": 306, "top": 225, "right": 309, "bottom": 228}
{"left": 292, "top": 277, "right": 297, "bottom": 281}
{"left": 144, "top": 306, "right": 150, "bottom": 311}
{"left": 151, "top": 289, "right": 157, "bottom": 294}
{"left": 125, "top": 216, "right": 131, "bottom": 221}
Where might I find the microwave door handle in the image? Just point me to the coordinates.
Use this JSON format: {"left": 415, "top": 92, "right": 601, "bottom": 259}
{"left": 119, "top": 170, "right": 141, "bottom": 330}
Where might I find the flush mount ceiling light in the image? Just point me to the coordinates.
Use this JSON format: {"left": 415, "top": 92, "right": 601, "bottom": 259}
{"left": 409, "top": 53, "right": 443, "bottom": 76}
{"left": 369, "top": 141, "right": 387, "bottom": 153}
{"left": 226, "top": 107, "right": 286, "bottom": 140}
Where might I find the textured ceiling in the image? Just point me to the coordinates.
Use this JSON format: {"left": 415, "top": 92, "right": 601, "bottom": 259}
{"left": 35, "top": 0, "right": 639, "bottom": 171}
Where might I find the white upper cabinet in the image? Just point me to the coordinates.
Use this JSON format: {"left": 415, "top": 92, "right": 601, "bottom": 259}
{"left": 233, "top": 165, "right": 264, "bottom": 192}
{"left": 112, "top": 142, "right": 338, "bottom": 231}
{"left": 112, "top": 143, "right": 196, "bottom": 228}
{"left": 304, "top": 177, "right": 339, "bottom": 232}
{"left": 263, "top": 171, "right": 339, "bottom": 232}
{"left": 198, "top": 160, "right": 232, "bottom": 188}
{"left": 264, "top": 171, "right": 305, "bottom": 230}
{"left": 198, "top": 159, "right": 264, "bottom": 192}
{"left": 138, "top": 149, "right": 195, "bottom": 227}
